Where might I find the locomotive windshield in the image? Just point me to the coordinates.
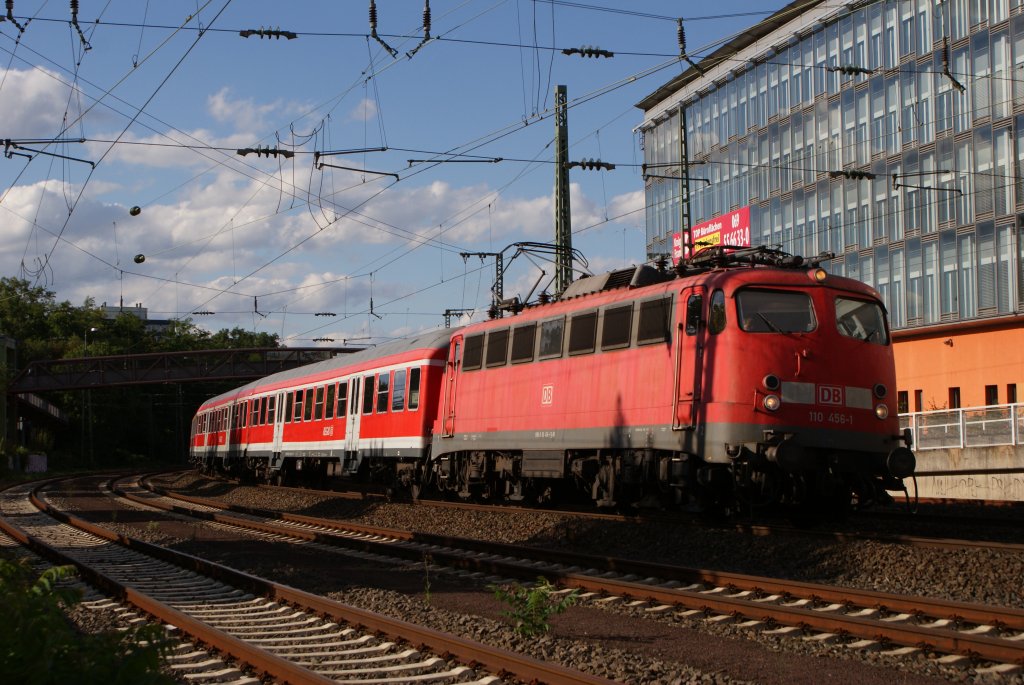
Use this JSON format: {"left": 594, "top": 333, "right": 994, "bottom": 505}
{"left": 736, "top": 289, "right": 816, "bottom": 333}
{"left": 835, "top": 297, "right": 889, "bottom": 345}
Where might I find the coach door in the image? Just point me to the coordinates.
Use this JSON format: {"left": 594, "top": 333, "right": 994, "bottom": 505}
{"left": 345, "top": 376, "right": 362, "bottom": 455}
{"left": 440, "top": 336, "right": 461, "bottom": 437}
{"left": 674, "top": 286, "right": 706, "bottom": 430}
{"left": 271, "top": 392, "right": 285, "bottom": 453}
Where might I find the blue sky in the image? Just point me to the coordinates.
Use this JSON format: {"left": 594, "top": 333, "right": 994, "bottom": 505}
{"left": 0, "top": 1, "right": 775, "bottom": 346}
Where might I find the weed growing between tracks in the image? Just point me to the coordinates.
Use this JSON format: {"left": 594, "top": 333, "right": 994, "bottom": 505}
{"left": 490, "top": 576, "right": 580, "bottom": 637}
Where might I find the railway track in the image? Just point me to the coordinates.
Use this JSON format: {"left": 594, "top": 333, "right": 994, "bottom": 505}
{"left": 212, "top": 474, "right": 1024, "bottom": 554}
{"left": 0, "top": 478, "right": 618, "bottom": 685}
{"left": 130, "top": 475, "right": 1024, "bottom": 674}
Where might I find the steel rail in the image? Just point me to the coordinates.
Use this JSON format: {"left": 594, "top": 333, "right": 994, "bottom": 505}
{"left": 134, "top": 479, "right": 1024, "bottom": 665}
{"left": 24, "top": 481, "right": 618, "bottom": 685}
{"left": 139, "top": 479, "right": 1024, "bottom": 631}
{"left": 0, "top": 490, "right": 336, "bottom": 685}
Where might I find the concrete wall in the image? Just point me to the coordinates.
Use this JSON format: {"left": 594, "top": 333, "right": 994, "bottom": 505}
{"left": 911, "top": 444, "right": 1024, "bottom": 502}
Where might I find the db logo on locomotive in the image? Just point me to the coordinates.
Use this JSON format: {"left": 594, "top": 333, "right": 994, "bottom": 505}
{"left": 818, "top": 385, "right": 844, "bottom": 406}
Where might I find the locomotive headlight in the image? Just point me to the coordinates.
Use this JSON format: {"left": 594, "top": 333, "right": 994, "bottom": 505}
{"left": 808, "top": 268, "right": 828, "bottom": 283}
{"left": 763, "top": 394, "right": 781, "bottom": 412}
{"left": 874, "top": 403, "right": 889, "bottom": 419}
{"left": 762, "top": 374, "right": 781, "bottom": 391}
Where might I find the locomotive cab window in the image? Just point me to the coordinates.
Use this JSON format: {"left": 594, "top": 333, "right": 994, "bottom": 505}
{"left": 568, "top": 311, "right": 598, "bottom": 355}
{"left": 462, "top": 334, "right": 484, "bottom": 371}
{"left": 538, "top": 317, "right": 564, "bottom": 359}
{"left": 737, "top": 289, "right": 816, "bottom": 333}
{"left": 601, "top": 304, "right": 632, "bottom": 350}
{"left": 835, "top": 297, "right": 889, "bottom": 345}
{"left": 685, "top": 295, "right": 703, "bottom": 335}
{"left": 709, "top": 290, "right": 727, "bottom": 334}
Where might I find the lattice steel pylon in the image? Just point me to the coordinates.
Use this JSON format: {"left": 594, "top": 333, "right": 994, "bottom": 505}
{"left": 553, "top": 85, "right": 572, "bottom": 295}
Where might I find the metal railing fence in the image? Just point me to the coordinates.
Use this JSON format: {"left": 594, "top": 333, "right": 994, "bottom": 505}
{"left": 899, "top": 403, "right": 1023, "bottom": 451}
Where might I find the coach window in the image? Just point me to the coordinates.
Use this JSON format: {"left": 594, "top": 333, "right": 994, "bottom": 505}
{"left": 303, "top": 388, "right": 315, "bottom": 421}
{"left": 312, "top": 386, "right": 324, "bottom": 420}
{"left": 292, "top": 389, "right": 303, "bottom": 421}
{"left": 510, "top": 323, "right": 537, "bottom": 363}
{"left": 362, "top": 375, "right": 375, "bottom": 414}
{"left": 267, "top": 395, "right": 276, "bottom": 424}
{"left": 376, "top": 373, "right": 390, "bottom": 413}
{"left": 601, "top": 304, "right": 632, "bottom": 350}
{"left": 260, "top": 396, "right": 270, "bottom": 424}
{"left": 637, "top": 297, "right": 672, "bottom": 345}
{"left": 337, "top": 381, "right": 348, "bottom": 417}
{"left": 485, "top": 328, "right": 510, "bottom": 367}
{"left": 568, "top": 311, "right": 598, "bottom": 355}
{"left": 463, "top": 333, "right": 484, "bottom": 370}
{"left": 325, "top": 383, "right": 336, "bottom": 419}
{"left": 538, "top": 317, "right": 565, "bottom": 359}
{"left": 709, "top": 290, "right": 727, "bottom": 334}
{"left": 408, "top": 368, "right": 421, "bottom": 410}
{"left": 737, "top": 289, "right": 816, "bottom": 333}
{"left": 285, "top": 392, "right": 294, "bottom": 423}
{"left": 392, "top": 369, "right": 407, "bottom": 411}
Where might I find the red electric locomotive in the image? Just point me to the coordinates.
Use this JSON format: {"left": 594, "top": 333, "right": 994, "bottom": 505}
{"left": 191, "top": 246, "right": 915, "bottom": 512}
{"left": 425, "top": 246, "right": 914, "bottom": 511}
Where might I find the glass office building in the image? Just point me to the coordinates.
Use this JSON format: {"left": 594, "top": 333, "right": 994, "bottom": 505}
{"left": 636, "top": 0, "right": 1024, "bottom": 410}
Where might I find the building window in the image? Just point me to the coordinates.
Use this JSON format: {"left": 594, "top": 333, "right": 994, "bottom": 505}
{"left": 1008, "top": 384, "right": 1018, "bottom": 404}
{"left": 948, "top": 386, "right": 961, "bottom": 409}
{"left": 914, "top": 389, "right": 923, "bottom": 412}
{"left": 985, "top": 384, "right": 998, "bottom": 405}
{"left": 897, "top": 390, "right": 909, "bottom": 414}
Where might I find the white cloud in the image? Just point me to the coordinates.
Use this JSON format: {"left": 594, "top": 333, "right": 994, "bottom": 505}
{"left": 349, "top": 98, "right": 378, "bottom": 122}
{"left": 0, "top": 67, "right": 77, "bottom": 138}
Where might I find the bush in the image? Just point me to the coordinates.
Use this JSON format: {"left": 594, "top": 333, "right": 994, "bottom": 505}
{"left": 0, "top": 555, "right": 175, "bottom": 684}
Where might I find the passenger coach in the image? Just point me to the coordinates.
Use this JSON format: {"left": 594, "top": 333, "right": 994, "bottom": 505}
{"left": 191, "top": 329, "right": 450, "bottom": 486}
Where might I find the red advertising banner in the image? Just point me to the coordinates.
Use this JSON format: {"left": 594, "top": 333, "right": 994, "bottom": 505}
{"left": 672, "top": 206, "right": 752, "bottom": 264}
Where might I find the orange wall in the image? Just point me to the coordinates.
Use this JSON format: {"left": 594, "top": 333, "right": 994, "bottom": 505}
{"left": 893, "top": 320, "right": 1024, "bottom": 411}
